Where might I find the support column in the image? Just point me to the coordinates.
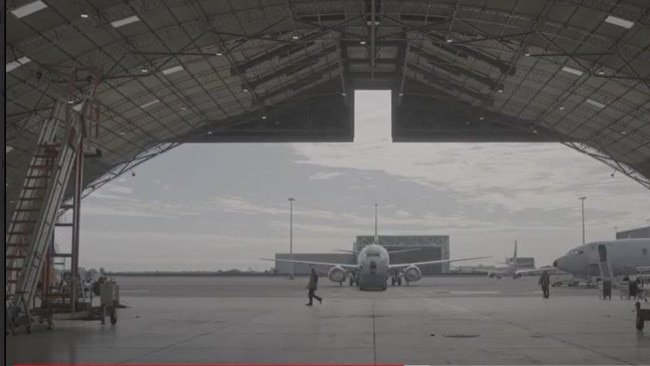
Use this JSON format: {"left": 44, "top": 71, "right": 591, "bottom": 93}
{"left": 71, "top": 138, "right": 83, "bottom": 313}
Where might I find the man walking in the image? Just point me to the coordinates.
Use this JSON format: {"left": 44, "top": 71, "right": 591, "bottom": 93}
{"left": 306, "top": 267, "right": 323, "bottom": 306}
{"left": 539, "top": 270, "right": 550, "bottom": 298}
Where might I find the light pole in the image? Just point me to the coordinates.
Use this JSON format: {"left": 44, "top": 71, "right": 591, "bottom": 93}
{"left": 289, "top": 197, "right": 295, "bottom": 279}
{"left": 579, "top": 196, "right": 587, "bottom": 244}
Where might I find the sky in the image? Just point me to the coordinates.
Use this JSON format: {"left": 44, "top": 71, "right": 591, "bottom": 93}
{"left": 63, "top": 90, "right": 650, "bottom": 272}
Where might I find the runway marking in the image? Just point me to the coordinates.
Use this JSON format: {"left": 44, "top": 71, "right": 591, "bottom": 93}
{"left": 448, "top": 291, "right": 500, "bottom": 295}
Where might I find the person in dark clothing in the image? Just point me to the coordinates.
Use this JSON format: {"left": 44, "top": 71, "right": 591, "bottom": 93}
{"left": 630, "top": 278, "right": 638, "bottom": 299}
{"left": 306, "top": 267, "right": 322, "bottom": 306}
{"left": 539, "top": 270, "right": 550, "bottom": 298}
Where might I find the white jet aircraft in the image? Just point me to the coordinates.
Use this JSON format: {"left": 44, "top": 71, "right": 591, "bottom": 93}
{"left": 261, "top": 204, "right": 489, "bottom": 291}
{"left": 486, "top": 241, "right": 522, "bottom": 279}
{"left": 553, "top": 238, "right": 650, "bottom": 277}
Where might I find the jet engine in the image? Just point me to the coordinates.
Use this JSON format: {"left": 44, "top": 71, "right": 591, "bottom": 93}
{"left": 404, "top": 265, "right": 422, "bottom": 282}
{"left": 328, "top": 266, "right": 346, "bottom": 283}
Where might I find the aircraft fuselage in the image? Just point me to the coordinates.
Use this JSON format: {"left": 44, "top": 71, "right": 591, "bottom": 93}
{"left": 553, "top": 239, "right": 650, "bottom": 277}
{"left": 356, "top": 243, "right": 390, "bottom": 290}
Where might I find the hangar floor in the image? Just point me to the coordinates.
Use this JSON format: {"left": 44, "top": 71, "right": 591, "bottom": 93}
{"left": 6, "top": 276, "right": 650, "bottom": 365}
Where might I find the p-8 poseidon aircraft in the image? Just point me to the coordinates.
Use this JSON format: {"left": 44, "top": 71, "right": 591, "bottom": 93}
{"left": 261, "top": 205, "right": 489, "bottom": 291}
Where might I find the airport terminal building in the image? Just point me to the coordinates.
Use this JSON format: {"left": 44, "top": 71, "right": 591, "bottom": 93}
{"left": 276, "top": 235, "right": 450, "bottom": 275}
{"left": 616, "top": 226, "right": 650, "bottom": 239}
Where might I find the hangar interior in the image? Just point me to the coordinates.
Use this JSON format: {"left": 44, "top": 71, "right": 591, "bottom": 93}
{"left": 4, "top": 0, "right": 650, "bottom": 337}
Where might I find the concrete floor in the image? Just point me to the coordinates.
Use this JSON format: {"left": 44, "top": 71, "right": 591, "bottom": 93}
{"left": 6, "top": 276, "right": 650, "bottom": 365}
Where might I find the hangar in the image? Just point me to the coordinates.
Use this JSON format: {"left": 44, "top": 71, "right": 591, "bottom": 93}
{"left": 5, "top": 0, "right": 650, "bottom": 201}
{"left": 4, "top": 0, "right": 650, "bottom": 337}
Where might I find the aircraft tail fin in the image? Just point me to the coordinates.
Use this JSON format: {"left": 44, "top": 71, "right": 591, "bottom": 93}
{"left": 513, "top": 240, "right": 518, "bottom": 272}
{"left": 374, "top": 203, "right": 378, "bottom": 244}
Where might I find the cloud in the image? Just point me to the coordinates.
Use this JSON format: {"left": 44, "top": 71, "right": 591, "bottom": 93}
{"left": 308, "top": 172, "right": 341, "bottom": 180}
{"left": 395, "top": 210, "right": 411, "bottom": 218}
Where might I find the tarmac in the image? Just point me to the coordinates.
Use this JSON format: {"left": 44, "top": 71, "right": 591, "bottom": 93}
{"left": 6, "top": 276, "right": 650, "bottom": 365}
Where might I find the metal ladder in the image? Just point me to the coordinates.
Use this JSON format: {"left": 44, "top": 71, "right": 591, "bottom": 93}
{"left": 6, "top": 100, "right": 83, "bottom": 334}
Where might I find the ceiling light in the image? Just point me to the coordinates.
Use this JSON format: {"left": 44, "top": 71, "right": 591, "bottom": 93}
{"left": 586, "top": 98, "right": 605, "bottom": 108}
{"left": 208, "top": 131, "right": 213, "bottom": 135}
{"left": 479, "top": 116, "right": 485, "bottom": 121}
{"left": 11, "top": 1, "right": 48, "bottom": 18}
{"left": 360, "top": 40, "right": 367, "bottom": 45}
{"left": 111, "top": 15, "right": 140, "bottom": 28}
{"left": 532, "top": 129, "right": 538, "bottom": 134}
{"left": 559, "top": 105, "right": 565, "bottom": 110}
{"left": 620, "top": 130, "right": 628, "bottom": 135}
{"left": 141, "top": 68, "right": 148, "bottom": 73}
{"left": 498, "top": 87, "right": 504, "bottom": 93}
{"left": 561, "top": 66, "right": 584, "bottom": 76}
{"left": 67, "top": 100, "right": 75, "bottom": 105}
{"left": 80, "top": 13, "right": 89, "bottom": 18}
{"left": 292, "top": 35, "right": 299, "bottom": 40}
{"left": 140, "top": 99, "right": 160, "bottom": 108}
{"left": 72, "top": 102, "right": 84, "bottom": 112}
{"left": 398, "top": 92, "right": 404, "bottom": 97}
{"left": 242, "top": 88, "right": 249, "bottom": 92}
{"left": 262, "top": 115, "right": 267, "bottom": 120}
{"left": 181, "top": 106, "right": 187, "bottom": 111}
{"left": 120, "top": 131, "right": 126, "bottom": 135}
{"left": 216, "top": 51, "right": 223, "bottom": 56}
{"left": 6, "top": 56, "right": 31, "bottom": 73}
{"left": 341, "top": 92, "right": 347, "bottom": 96}
{"left": 604, "top": 15, "right": 634, "bottom": 29}
{"left": 161, "top": 65, "right": 184, "bottom": 75}
{"left": 446, "top": 39, "right": 453, "bottom": 43}
{"left": 597, "top": 70, "right": 605, "bottom": 75}
{"left": 524, "top": 52, "right": 531, "bottom": 57}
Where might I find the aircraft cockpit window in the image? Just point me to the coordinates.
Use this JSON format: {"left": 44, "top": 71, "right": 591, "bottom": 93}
{"left": 567, "top": 249, "right": 584, "bottom": 256}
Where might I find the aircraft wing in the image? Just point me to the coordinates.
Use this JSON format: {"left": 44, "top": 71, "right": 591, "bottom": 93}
{"left": 389, "top": 256, "right": 491, "bottom": 270}
{"left": 334, "top": 248, "right": 422, "bottom": 255}
{"left": 515, "top": 266, "right": 561, "bottom": 276}
{"left": 386, "top": 248, "right": 424, "bottom": 254}
{"left": 259, "top": 258, "right": 360, "bottom": 270}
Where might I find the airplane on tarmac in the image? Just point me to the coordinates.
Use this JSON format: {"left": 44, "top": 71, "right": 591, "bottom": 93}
{"left": 552, "top": 238, "right": 650, "bottom": 278}
{"left": 260, "top": 204, "right": 490, "bottom": 291}
{"left": 486, "top": 241, "right": 522, "bottom": 279}
{"left": 457, "top": 240, "right": 539, "bottom": 279}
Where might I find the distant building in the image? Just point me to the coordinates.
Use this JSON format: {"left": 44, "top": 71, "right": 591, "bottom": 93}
{"left": 274, "top": 253, "right": 354, "bottom": 275}
{"left": 617, "top": 226, "right": 650, "bottom": 239}
{"left": 506, "top": 257, "right": 535, "bottom": 269}
{"left": 354, "top": 235, "right": 450, "bottom": 274}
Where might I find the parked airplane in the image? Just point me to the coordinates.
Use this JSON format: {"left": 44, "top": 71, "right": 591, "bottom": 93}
{"left": 261, "top": 204, "right": 489, "bottom": 291}
{"left": 461, "top": 241, "right": 538, "bottom": 279}
{"left": 553, "top": 238, "right": 650, "bottom": 277}
{"left": 487, "top": 241, "right": 521, "bottom": 279}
